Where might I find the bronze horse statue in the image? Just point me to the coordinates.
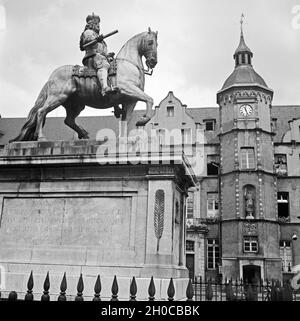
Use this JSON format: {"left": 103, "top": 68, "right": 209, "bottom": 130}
{"left": 11, "top": 28, "right": 158, "bottom": 142}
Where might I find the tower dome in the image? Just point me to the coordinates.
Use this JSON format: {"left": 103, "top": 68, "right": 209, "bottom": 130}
{"left": 220, "top": 18, "right": 269, "bottom": 91}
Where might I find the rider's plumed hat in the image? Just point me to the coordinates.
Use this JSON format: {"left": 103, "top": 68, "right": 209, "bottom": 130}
{"left": 86, "top": 13, "right": 100, "bottom": 24}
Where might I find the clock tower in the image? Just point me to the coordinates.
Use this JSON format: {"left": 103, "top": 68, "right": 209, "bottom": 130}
{"left": 216, "top": 20, "right": 281, "bottom": 281}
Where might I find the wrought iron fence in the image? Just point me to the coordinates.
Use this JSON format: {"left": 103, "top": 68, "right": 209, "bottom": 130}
{"left": 192, "top": 276, "right": 298, "bottom": 301}
{"left": 0, "top": 271, "right": 298, "bottom": 301}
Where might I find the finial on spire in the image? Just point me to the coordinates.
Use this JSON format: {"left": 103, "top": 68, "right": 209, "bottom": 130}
{"left": 240, "top": 13, "right": 245, "bottom": 34}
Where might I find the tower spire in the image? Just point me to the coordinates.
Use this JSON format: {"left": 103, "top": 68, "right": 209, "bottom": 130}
{"left": 234, "top": 14, "right": 253, "bottom": 67}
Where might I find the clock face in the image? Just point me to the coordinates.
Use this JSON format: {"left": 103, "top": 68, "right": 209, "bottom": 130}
{"left": 239, "top": 104, "right": 253, "bottom": 116}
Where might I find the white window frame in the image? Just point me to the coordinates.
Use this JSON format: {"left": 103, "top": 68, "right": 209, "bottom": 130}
{"left": 181, "top": 128, "right": 192, "bottom": 145}
{"left": 280, "top": 240, "right": 292, "bottom": 272}
{"left": 240, "top": 148, "right": 255, "bottom": 169}
{"left": 207, "top": 192, "right": 219, "bottom": 218}
{"left": 207, "top": 239, "right": 219, "bottom": 270}
{"left": 243, "top": 236, "right": 258, "bottom": 253}
{"left": 186, "top": 193, "right": 194, "bottom": 219}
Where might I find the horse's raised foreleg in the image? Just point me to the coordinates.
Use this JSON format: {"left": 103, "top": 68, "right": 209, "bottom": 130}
{"left": 64, "top": 103, "right": 89, "bottom": 139}
{"left": 119, "top": 85, "right": 153, "bottom": 126}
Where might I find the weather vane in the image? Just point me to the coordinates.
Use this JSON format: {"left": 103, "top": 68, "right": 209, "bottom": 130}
{"left": 240, "top": 13, "right": 245, "bottom": 32}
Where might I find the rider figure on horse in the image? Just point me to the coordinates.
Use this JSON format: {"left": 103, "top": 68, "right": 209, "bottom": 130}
{"left": 80, "top": 13, "right": 116, "bottom": 96}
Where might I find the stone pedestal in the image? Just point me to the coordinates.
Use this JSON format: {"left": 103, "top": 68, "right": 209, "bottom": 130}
{"left": 0, "top": 140, "right": 195, "bottom": 300}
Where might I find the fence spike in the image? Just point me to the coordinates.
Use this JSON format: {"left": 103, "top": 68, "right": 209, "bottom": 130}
{"left": 129, "top": 277, "right": 137, "bottom": 301}
{"left": 92, "top": 275, "right": 101, "bottom": 302}
{"left": 75, "top": 273, "right": 84, "bottom": 301}
{"left": 58, "top": 272, "right": 67, "bottom": 301}
{"left": 111, "top": 275, "right": 119, "bottom": 301}
{"left": 25, "top": 271, "right": 34, "bottom": 301}
{"left": 167, "top": 278, "right": 175, "bottom": 301}
{"left": 8, "top": 291, "right": 18, "bottom": 301}
{"left": 186, "top": 278, "right": 194, "bottom": 301}
{"left": 41, "top": 271, "right": 50, "bottom": 301}
{"left": 148, "top": 276, "right": 155, "bottom": 301}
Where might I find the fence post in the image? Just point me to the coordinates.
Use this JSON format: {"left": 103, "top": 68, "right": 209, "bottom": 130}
{"left": 8, "top": 291, "right": 18, "bottom": 301}
{"left": 111, "top": 275, "right": 119, "bottom": 301}
{"left": 276, "top": 280, "right": 283, "bottom": 301}
{"left": 58, "top": 272, "right": 67, "bottom": 301}
{"left": 235, "top": 278, "right": 238, "bottom": 301}
{"left": 93, "top": 275, "right": 101, "bottom": 302}
{"left": 186, "top": 278, "right": 193, "bottom": 301}
{"left": 225, "top": 280, "right": 234, "bottom": 301}
{"left": 75, "top": 273, "right": 84, "bottom": 302}
{"left": 41, "top": 272, "right": 50, "bottom": 301}
{"left": 148, "top": 276, "right": 155, "bottom": 301}
{"left": 205, "top": 278, "right": 213, "bottom": 301}
{"left": 282, "top": 281, "right": 293, "bottom": 301}
{"left": 25, "top": 271, "right": 34, "bottom": 301}
{"left": 129, "top": 277, "right": 137, "bottom": 301}
{"left": 167, "top": 278, "right": 175, "bottom": 301}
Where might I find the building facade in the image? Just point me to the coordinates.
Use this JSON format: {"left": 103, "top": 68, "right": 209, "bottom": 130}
{"left": 1, "top": 28, "right": 300, "bottom": 284}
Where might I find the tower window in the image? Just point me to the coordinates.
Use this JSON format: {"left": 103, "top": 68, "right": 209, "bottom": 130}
{"left": 244, "top": 236, "right": 258, "bottom": 253}
{"left": 271, "top": 118, "right": 278, "bottom": 132}
{"left": 204, "top": 119, "right": 215, "bottom": 131}
{"left": 207, "top": 192, "right": 219, "bottom": 218}
{"left": 240, "top": 147, "right": 255, "bottom": 169}
{"left": 277, "top": 192, "right": 290, "bottom": 220}
{"left": 207, "top": 239, "right": 219, "bottom": 270}
{"left": 280, "top": 240, "right": 292, "bottom": 272}
{"left": 167, "top": 106, "right": 174, "bottom": 117}
{"left": 275, "top": 154, "right": 287, "bottom": 176}
{"left": 241, "top": 54, "right": 245, "bottom": 64}
{"left": 207, "top": 155, "right": 220, "bottom": 175}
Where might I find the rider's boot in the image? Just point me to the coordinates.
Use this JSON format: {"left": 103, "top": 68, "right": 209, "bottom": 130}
{"left": 97, "top": 68, "right": 112, "bottom": 96}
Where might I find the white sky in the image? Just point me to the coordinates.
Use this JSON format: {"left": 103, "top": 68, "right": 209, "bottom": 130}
{"left": 0, "top": 0, "right": 300, "bottom": 118}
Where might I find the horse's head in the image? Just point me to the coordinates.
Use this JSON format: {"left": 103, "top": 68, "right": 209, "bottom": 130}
{"left": 141, "top": 27, "right": 158, "bottom": 69}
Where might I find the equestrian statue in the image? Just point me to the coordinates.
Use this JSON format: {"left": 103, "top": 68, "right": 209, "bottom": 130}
{"left": 11, "top": 13, "right": 158, "bottom": 142}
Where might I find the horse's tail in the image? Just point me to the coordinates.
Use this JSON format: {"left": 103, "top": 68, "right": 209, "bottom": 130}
{"left": 10, "top": 82, "right": 49, "bottom": 142}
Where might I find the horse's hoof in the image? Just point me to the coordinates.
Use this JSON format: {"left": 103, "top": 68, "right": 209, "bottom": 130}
{"left": 38, "top": 136, "right": 47, "bottom": 142}
{"left": 78, "top": 133, "right": 89, "bottom": 139}
{"left": 136, "top": 116, "right": 151, "bottom": 127}
{"left": 114, "top": 107, "right": 122, "bottom": 119}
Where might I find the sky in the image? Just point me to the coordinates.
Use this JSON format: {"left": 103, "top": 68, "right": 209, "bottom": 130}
{"left": 0, "top": 0, "right": 300, "bottom": 118}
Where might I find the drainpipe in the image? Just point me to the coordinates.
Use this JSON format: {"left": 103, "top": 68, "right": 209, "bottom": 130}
{"left": 212, "top": 162, "right": 222, "bottom": 281}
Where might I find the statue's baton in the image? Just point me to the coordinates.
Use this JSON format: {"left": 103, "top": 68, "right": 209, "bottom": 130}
{"left": 82, "top": 30, "right": 118, "bottom": 49}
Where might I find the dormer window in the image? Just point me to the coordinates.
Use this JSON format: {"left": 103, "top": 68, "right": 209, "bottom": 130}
{"left": 167, "top": 106, "right": 174, "bottom": 117}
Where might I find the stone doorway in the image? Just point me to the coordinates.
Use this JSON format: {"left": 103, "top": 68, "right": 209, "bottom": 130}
{"left": 242, "top": 264, "right": 261, "bottom": 283}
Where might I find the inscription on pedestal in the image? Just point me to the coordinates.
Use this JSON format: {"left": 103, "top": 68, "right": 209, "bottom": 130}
{"left": 0, "top": 197, "right": 132, "bottom": 247}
